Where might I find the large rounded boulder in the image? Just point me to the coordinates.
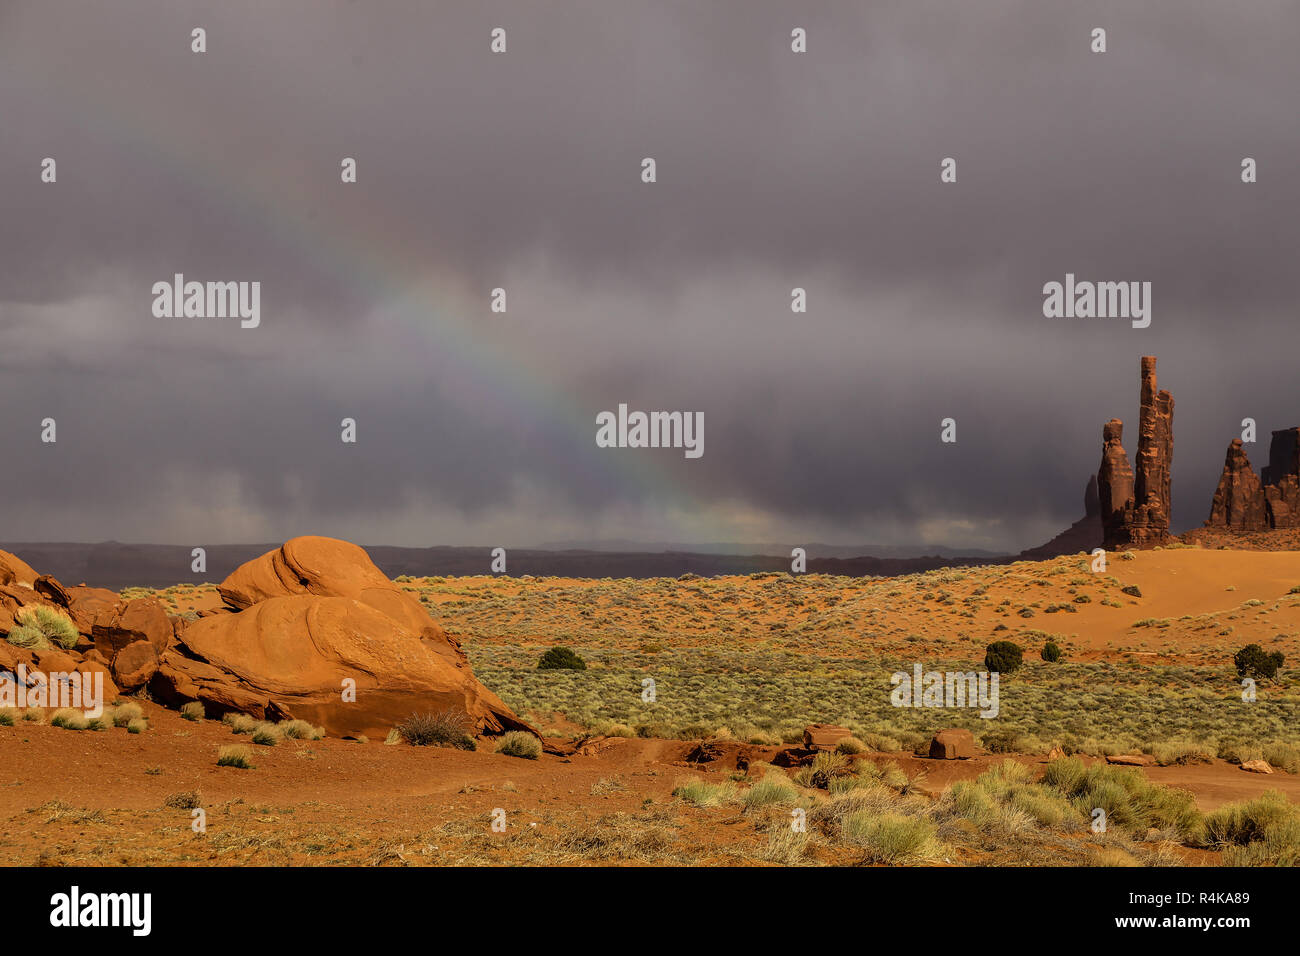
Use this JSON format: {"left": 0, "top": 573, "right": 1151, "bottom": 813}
{"left": 168, "top": 595, "right": 524, "bottom": 737}
{"left": 217, "top": 536, "right": 462, "bottom": 664}
{"left": 0, "top": 549, "right": 39, "bottom": 588}
{"left": 156, "top": 537, "right": 533, "bottom": 739}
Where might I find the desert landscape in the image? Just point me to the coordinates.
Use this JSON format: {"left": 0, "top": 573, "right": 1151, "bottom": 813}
{"left": 5, "top": 7, "right": 1300, "bottom": 916}
{"left": 6, "top": 358, "right": 1300, "bottom": 870}
{"left": 3, "top": 531, "right": 1298, "bottom": 868}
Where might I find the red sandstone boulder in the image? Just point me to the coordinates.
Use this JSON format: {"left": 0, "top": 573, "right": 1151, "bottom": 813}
{"left": 31, "top": 647, "right": 79, "bottom": 674}
{"left": 929, "top": 728, "right": 976, "bottom": 759}
{"left": 75, "top": 658, "right": 118, "bottom": 701}
{"left": 6, "top": 536, "right": 533, "bottom": 740}
{"left": 803, "top": 724, "right": 852, "bottom": 752}
{"left": 65, "top": 586, "right": 121, "bottom": 636}
{"left": 112, "top": 640, "right": 159, "bottom": 691}
{"left": 151, "top": 650, "right": 289, "bottom": 720}
{"left": 33, "top": 574, "right": 70, "bottom": 607}
{"left": 0, "top": 640, "right": 35, "bottom": 674}
{"left": 159, "top": 592, "right": 532, "bottom": 739}
{"left": 772, "top": 747, "right": 817, "bottom": 768}
{"left": 81, "top": 647, "right": 110, "bottom": 668}
{"left": 91, "top": 597, "right": 173, "bottom": 658}
{"left": 684, "top": 739, "right": 756, "bottom": 769}
{"left": 0, "top": 549, "right": 38, "bottom": 588}
{"left": 216, "top": 536, "right": 463, "bottom": 665}
{"left": 1105, "top": 753, "right": 1153, "bottom": 766}
{"left": 0, "top": 590, "right": 23, "bottom": 636}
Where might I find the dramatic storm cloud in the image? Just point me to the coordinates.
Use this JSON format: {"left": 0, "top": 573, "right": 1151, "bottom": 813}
{"left": 1, "top": 0, "right": 1298, "bottom": 550}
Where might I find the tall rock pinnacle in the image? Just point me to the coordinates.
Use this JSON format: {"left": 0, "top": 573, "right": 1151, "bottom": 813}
{"left": 1098, "top": 356, "right": 1174, "bottom": 549}
{"left": 1207, "top": 439, "right": 1267, "bottom": 531}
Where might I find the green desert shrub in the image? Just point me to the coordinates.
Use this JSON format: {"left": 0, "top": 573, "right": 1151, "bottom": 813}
{"left": 1043, "top": 756, "right": 1089, "bottom": 795}
{"left": 537, "top": 646, "right": 587, "bottom": 671}
{"left": 794, "top": 751, "right": 851, "bottom": 790}
{"left": 180, "top": 702, "right": 205, "bottom": 722}
{"left": 395, "top": 710, "right": 476, "bottom": 749}
{"left": 984, "top": 640, "right": 1024, "bottom": 673}
{"left": 1204, "top": 791, "right": 1300, "bottom": 865}
{"left": 1121, "top": 585, "right": 1142, "bottom": 597}
{"left": 0, "top": 710, "right": 14, "bottom": 727}
{"left": 1234, "top": 643, "right": 1284, "bottom": 680}
{"left": 250, "top": 723, "right": 280, "bottom": 746}
{"left": 223, "top": 712, "right": 259, "bottom": 734}
{"left": 1263, "top": 742, "right": 1300, "bottom": 774}
{"left": 50, "top": 708, "right": 90, "bottom": 730}
{"left": 112, "top": 702, "right": 144, "bottom": 727}
{"left": 127, "top": 718, "right": 147, "bottom": 734}
{"left": 1041, "top": 640, "right": 1062, "bottom": 663}
{"left": 1216, "top": 740, "right": 1261, "bottom": 766}
{"left": 841, "top": 812, "right": 938, "bottom": 864}
{"left": 587, "top": 718, "right": 636, "bottom": 738}
{"left": 759, "top": 828, "right": 813, "bottom": 865}
{"left": 1010, "top": 788, "right": 1073, "bottom": 828}
{"left": 1147, "top": 741, "right": 1213, "bottom": 767}
{"left": 938, "top": 763, "right": 1076, "bottom": 832}
{"left": 4, "top": 624, "right": 48, "bottom": 649}
{"left": 7, "top": 606, "right": 79, "bottom": 650}
{"left": 860, "top": 732, "right": 902, "bottom": 753}
{"left": 673, "top": 778, "right": 740, "bottom": 808}
{"left": 278, "top": 719, "right": 323, "bottom": 740}
{"left": 1136, "top": 784, "right": 1203, "bottom": 840}
{"left": 941, "top": 780, "right": 999, "bottom": 827}
{"left": 1045, "top": 759, "right": 1201, "bottom": 840}
{"left": 495, "top": 731, "right": 542, "bottom": 759}
{"left": 1220, "top": 817, "right": 1300, "bottom": 866}
{"left": 980, "top": 730, "right": 1021, "bottom": 754}
{"left": 975, "top": 759, "right": 1035, "bottom": 797}
{"left": 216, "top": 745, "right": 254, "bottom": 769}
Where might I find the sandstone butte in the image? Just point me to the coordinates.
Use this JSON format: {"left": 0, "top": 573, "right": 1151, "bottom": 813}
{"left": 1035, "top": 355, "right": 1300, "bottom": 555}
{"left": 0, "top": 535, "right": 535, "bottom": 741}
{"left": 1205, "top": 427, "right": 1300, "bottom": 533}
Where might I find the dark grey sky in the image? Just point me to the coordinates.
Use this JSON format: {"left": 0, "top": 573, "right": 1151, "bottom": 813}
{"left": 1, "top": 0, "right": 1297, "bottom": 551}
